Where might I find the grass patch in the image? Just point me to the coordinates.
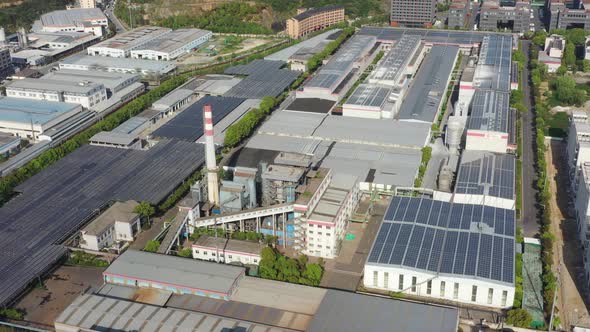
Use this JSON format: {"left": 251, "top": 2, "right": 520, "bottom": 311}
{"left": 66, "top": 251, "right": 109, "bottom": 267}
{"left": 545, "top": 112, "right": 569, "bottom": 137}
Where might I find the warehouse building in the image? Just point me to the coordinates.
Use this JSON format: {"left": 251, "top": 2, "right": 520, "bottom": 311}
{"left": 298, "top": 35, "right": 376, "bottom": 100}
{"left": 59, "top": 54, "right": 176, "bottom": 78}
{"left": 479, "top": 0, "right": 531, "bottom": 33}
{"left": 0, "top": 97, "right": 84, "bottom": 140}
{"left": 80, "top": 201, "right": 141, "bottom": 251}
{"left": 390, "top": 0, "right": 436, "bottom": 27}
{"left": 192, "top": 235, "right": 264, "bottom": 265}
{"left": 130, "top": 28, "right": 212, "bottom": 61}
{"left": 152, "top": 88, "right": 195, "bottom": 115}
{"left": 103, "top": 250, "right": 245, "bottom": 299}
{"left": 56, "top": 251, "right": 460, "bottom": 332}
{"left": 364, "top": 196, "right": 516, "bottom": 308}
{"left": 89, "top": 131, "right": 142, "bottom": 149}
{"left": 465, "top": 90, "right": 515, "bottom": 153}
{"left": 42, "top": 69, "right": 140, "bottom": 96}
{"left": 286, "top": 5, "right": 345, "bottom": 39}
{"left": 33, "top": 8, "right": 108, "bottom": 37}
{"left": 87, "top": 26, "right": 171, "bottom": 58}
{"left": 6, "top": 78, "right": 107, "bottom": 109}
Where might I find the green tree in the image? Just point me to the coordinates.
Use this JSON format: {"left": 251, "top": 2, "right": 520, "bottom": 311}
{"left": 178, "top": 248, "right": 192, "bottom": 257}
{"left": 0, "top": 308, "right": 24, "bottom": 320}
{"left": 276, "top": 256, "right": 301, "bottom": 283}
{"left": 134, "top": 201, "right": 156, "bottom": 225}
{"left": 552, "top": 76, "right": 586, "bottom": 105}
{"left": 506, "top": 308, "right": 532, "bottom": 328}
{"left": 556, "top": 65, "right": 568, "bottom": 76}
{"left": 259, "top": 247, "right": 278, "bottom": 279}
{"left": 144, "top": 240, "right": 160, "bottom": 252}
{"left": 564, "top": 41, "right": 577, "bottom": 68}
{"left": 532, "top": 30, "right": 548, "bottom": 47}
{"left": 583, "top": 59, "right": 590, "bottom": 72}
{"left": 301, "top": 263, "right": 323, "bottom": 286}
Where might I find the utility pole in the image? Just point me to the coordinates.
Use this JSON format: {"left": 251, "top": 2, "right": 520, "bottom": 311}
{"left": 127, "top": 0, "right": 133, "bottom": 30}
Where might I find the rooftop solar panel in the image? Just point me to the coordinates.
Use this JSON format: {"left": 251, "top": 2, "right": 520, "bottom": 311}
{"left": 455, "top": 151, "right": 516, "bottom": 200}
{"left": 223, "top": 60, "right": 300, "bottom": 99}
{"left": 368, "top": 196, "right": 515, "bottom": 285}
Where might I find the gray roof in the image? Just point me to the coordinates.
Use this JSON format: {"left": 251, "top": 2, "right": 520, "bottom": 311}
{"left": 194, "top": 235, "right": 265, "bottom": 256}
{"left": 40, "top": 8, "right": 106, "bottom": 27}
{"left": 292, "top": 5, "right": 344, "bottom": 21}
{"left": 223, "top": 60, "right": 300, "bottom": 99}
{"left": 455, "top": 150, "right": 515, "bottom": 200}
{"left": 308, "top": 290, "right": 459, "bottom": 332}
{"left": 152, "top": 88, "right": 193, "bottom": 110}
{"left": 42, "top": 69, "right": 139, "bottom": 92}
{"left": 7, "top": 78, "right": 103, "bottom": 95}
{"left": 305, "top": 35, "right": 376, "bottom": 91}
{"left": 60, "top": 54, "right": 176, "bottom": 74}
{"left": 82, "top": 201, "right": 138, "bottom": 235}
{"left": 89, "top": 26, "right": 171, "bottom": 51}
{"left": 369, "top": 35, "right": 422, "bottom": 84}
{"left": 344, "top": 83, "right": 390, "bottom": 108}
{"left": 133, "top": 28, "right": 211, "bottom": 54}
{"left": 265, "top": 29, "right": 338, "bottom": 62}
{"left": 105, "top": 250, "right": 244, "bottom": 295}
{"left": 359, "top": 27, "right": 512, "bottom": 46}
{"left": 89, "top": 131, "right": 138, "bottom": 146}
{"left": 467, "top": 89, "right": 512, "bottom": 133}
{"left": 397, "top": 44, "right": 459, "bottom": 123}
{"left": 0, "top": 133, "right": 19, "bottom": 147}
{"left": 367, "top": 196, "right": 516, "bottom": 285}
{"left": 0, "top": 97, "right": 80, "bottom": 125}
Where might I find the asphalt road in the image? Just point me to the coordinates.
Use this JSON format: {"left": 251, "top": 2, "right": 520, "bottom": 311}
{"left": 105, "top": 2, "right": 127, "bottom": 33}
{"left": 520, "top": 40, "right": 541, "bottom": 237}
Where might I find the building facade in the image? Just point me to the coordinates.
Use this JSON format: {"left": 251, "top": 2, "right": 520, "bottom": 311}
{"left": 448, "top": 0, "right": 469, "bottom": 29}
{"left": 130, "top": 29, "right": 212, "bottom": 61}
{"left": 6, "top": 78, "right": 107, "bottom": 109}
{"left": 79, "top": 0, "right": 96, "bottom": 8}
{"left": 538, "top": 35, "right": 565, "bottom": 73}
{"left": 548, "top": 0, "right": 590, "bottom": 31}
{"left": 35, "top": 8, "right": 108, "bottom": 37}
{"left": 192, "top": 235, "right": 264, "bottom": 265}
{"left": 59, "top": 54, "right": 176, "bottom": 78}
{"left": 80, "top": 201, "right": 141, "bottom": 251}
{"left": 479, "top": 0, "right": 531, "bottom": 33}
{"left": 87, "top": 26, "right": 172, "bottom": 58}
{"left": 286, "top": 6, "right": 345, "bottom": 39}
{"left": 390, "top": 0, "right": 436, "bottom": 27}
{"left": 0, "top": 48, "right": 13, "bottom": 80}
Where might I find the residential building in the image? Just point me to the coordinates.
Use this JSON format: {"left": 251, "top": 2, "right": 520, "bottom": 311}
{"left": 286, "top": 6, "right": 345, "bottom": 39}
{"left": 79, "top": 0, "right": 96, "bottom": 8}
{"left": 567, "top": 111, "right": 590, "bottom": 192}
{"left": 130, "top": 28, "right": 212, "bottom": 61}
{"left": 479, "top": 0, "right": 531, "bottom": 33}
{"left": 0, "top": 97, "right": 84, "bottom": 140}
{"left": 390, "top": 0, "right": 436, "bottom": 27}
{"left": 59, "top": 54, "right": 176, "bottom": 78}
{"left": 192, "top": 235, "right": 264, "bottom": 265}
{"left": 6, "top": 78, "right": 107, "bottom": 109}
{"left": 538, "top": 34, "right": 565, "bottom": 73}
{"left": 573, "top": 162, "right": 590, "bottom": 290}
{"left": 448, "top": 0, "right": 469, "bottom": 29}
{"left": 87, "top": 26, "right": 172, "bottom": 58}
{"left": 364, "top": 196, "right": 516, "bottom": 308}
{"left": 80, "top": 201, "right": 141, "bottom": 251}
{"left": 0, "top": 48, "right": 13, "bottom": 80}
{"left": 33, "top": 8, "right": 108, "bottom": 37}
{"left": 548, "top": 0, "right": 590, "bottom": 31}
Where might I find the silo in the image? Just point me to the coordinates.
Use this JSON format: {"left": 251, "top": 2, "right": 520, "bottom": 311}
{"left": 446, "top": 116, "right": 464, "bottom": 154}
{"left": 0, "top": 27, "right": 6, "bottom": 45}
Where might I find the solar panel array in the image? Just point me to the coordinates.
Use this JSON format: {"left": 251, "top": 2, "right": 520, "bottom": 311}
{"left": 0, "top": 139, "right": 205, "bottom": 307}
{"left": 369, "top": 35, "right": 421, "bottom": 83}
{"left": 359, "top": 27, "right": 494, "bottom": 45}
{"left": 367, "top": 196, "right": 515, "bottom": 284}
{"left": 223, "top": 60, "right": 300, "bottom": 99}
{"left": 467, "top": 90, "right": 512, "bottom": 133}
{"left": 151, "top": 96, "right": 245, "bottom": 141}
{"left": 455, "top": 152, "right": 515, "bottom": 199}
{"left": 474, "top": 35, "right": 512, "bottom": 92}
{"left": 344, "top": 84, "right": 390, "bottom": 107}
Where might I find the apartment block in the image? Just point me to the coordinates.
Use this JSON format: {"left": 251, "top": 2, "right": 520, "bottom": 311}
{"left": 479, "top": 0, "right": 531, "bottom": 33}
{"left": 548, "top": 0, "right": 590, "bottom": 30}
{"left": 448, "top": 0, "right": 470, "bottom": 29}
{"left": 390, "top": 0, "right": 436, "bottom": 27}
{"left": 286, "top": 5, "right": 345, "bottom": 39}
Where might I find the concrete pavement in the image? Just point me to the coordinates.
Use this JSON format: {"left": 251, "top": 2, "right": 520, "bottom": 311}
{"left": 520, "top": 40, "right": 541, "bottom": 237}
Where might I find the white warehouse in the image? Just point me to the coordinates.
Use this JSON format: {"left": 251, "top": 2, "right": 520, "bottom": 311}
{"left": 130, "top": 28, "right": 212, "bottom": 61}
{"left": 87, "top": 26, "right": 171, "bottom": 58}
{"left": 364, "top": 196, "right": 516, "bottom": 309}
{"left": 192, "top": 235, "right": 264, "bottom": 266}
{"left": 6, "top": 78, "right": 106, "bottom": 109}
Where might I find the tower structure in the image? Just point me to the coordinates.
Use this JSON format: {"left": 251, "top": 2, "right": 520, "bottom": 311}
{"left": 203, "top": 103, "right": 220, "bottom": 206}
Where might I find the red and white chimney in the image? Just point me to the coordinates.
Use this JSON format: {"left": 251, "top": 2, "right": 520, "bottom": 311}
{"left": 203, "top": 103, "right": 219, "bottom": 206}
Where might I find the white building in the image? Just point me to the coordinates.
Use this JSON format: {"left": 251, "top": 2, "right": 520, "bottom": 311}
{"left": 364, "top": 196, "right": 516, "bottom": 309}
{"left": 293, "top": 170, "right": 360, "bottom": 259}
{"left": 79, "top": 0, "right": 96, "bottom": 8}
{"left": 465, "top": 90, "right": 515, "bottom": 153}
{"left": 538, "top": 35, "right": 565, "bottom": 73}
{"left": 573, "top": 162, "right": 590, "bottom": 290}
{"left": 130, "top": 28, "right": 212, "bottom": 61}
{"left": 80, "top": 201, "right": 141, "bottom": 251}
{"left": 192, "top": 235, "right": 264, "bottom": 265}
{"left": 59, "top": 54, "right": 176, "bottom": 78}
{"left": 152, "top": 88, "right": 195, "bottom": 115}
{"left": 34, "top": 8, "right": 108, "bottom": 37}
{"left": 41, "top": 69, "right": 141, "bottom": 96}
{"left": 585, "top": 36, "right": 590, "bottom": 60}
{"left": 87, "top": 26, "right": 172, "bottom": 58}
{"left": 6, "top": 78, "right": 107, "bottom": 109}
{"left": 567, "top": 111, "right": 590, "bottom": 192}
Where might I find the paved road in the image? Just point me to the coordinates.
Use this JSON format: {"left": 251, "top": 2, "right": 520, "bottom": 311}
{"left": 105, "top": 1, "right": 127, "bottom": 33}
{"left": 520, "top": 40, "right": 541, "bottom": 237}
{"left": 466, "top": 1, "right": 480, "bottom": 30}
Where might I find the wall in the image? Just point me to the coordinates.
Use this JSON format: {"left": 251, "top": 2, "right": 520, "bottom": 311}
{"left": 192, "top": 245, "right": 261, "bottom": 265}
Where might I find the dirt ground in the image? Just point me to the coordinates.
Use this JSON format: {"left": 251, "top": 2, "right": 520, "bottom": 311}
{"left": 547, "top": 141, "right": 590, "bottom": 329}
{"left": 178, "top": 37, "right": 273, "bottom": 65}
{"left": 15, "top": 265, "right": 105, "bottom": 327}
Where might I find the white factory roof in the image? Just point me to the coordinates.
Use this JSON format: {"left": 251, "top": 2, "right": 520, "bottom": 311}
{"left": 39, "top": 8, "right": 106, "bottom": 27}
{"left": 60, "top": 54, "right": 176, "bottom": 74}
{"left": 133, "top": 28, "right": 211, "bottom": 54}
{"left": 265, "top": 29, "right": 339, "bottom": 62}
{"left": 7, "top": 78, "right": 102, "bottom": 95}
{"left": 89, "top": 26, "right": 171, "bottom": 52}
{"left": 42, "top": 69, "right": 138, "bottom": 92}
{"left": 152, "top": 89, "right": 193, "bottom": 111}
{"left": 89, "top": 131, "right": 139, "bottom": 146}
{"left": 309, "top": 173, "right": 358, "bottom": 223}
{"left": 0, "top": 97, "right": 80, "bottom": 126}
{"left": 82, "top": 201, "right": 139, "bottom": 236}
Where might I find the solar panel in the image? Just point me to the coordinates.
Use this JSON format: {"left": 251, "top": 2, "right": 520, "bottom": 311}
{"left": 416, "top": 227, "right": 435, "bottom": 270}
{"left": 440, "top": 231, "right": 459, "bottom": 273}
{"left": 491, "top": 236, "right": 504, "bottom": 281}
{"left": 368, "top": 223, "right": 391, "bottom": 262}
{"left": 477, "top": 234, "right": 493, "bottom": 278}
{"left": 402, "top": 225, "right": 425, "bottom": 268}
{"left": 378, "top": 223, "right": 401, "bottom": 264}
{"left": 452, "top": 232, "right": 470, "bottom": 274}
{"left": 503, "top": 238, "right": 514, "bottom": 283}
{"left": 427, "top": 229, "right": 445, "bottom": 272}
{"left": 390, "top": 224, "right": 413, "bottom": 265}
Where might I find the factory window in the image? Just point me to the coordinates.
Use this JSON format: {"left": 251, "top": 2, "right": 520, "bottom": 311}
{"left": 309, "top": 231, "right": 313, "bottom": 234}
{"left": 318, "top": 245, "right": 322, "bottom": 248}
{"left": 398, "top": 275, "right": 404, "bottom": 290}
{"left": 326, "top": 233, "right": 331, "bottom": 237}
{"left": 318, "top": 232, "right": 322, "bottom": 235}
{"left": 195, "top": 250, "right": 199, "bottom": 254}
{"left": 411, "top": 277, "right": 417, "bottom": 292}
{"left": 384, "top": 272, "right": 389, "bottom": 288}
{"left": 326, "top": 246, "right": 330, "bottom": 249}
{"left": 309, "top": 243, "right": 314, "bottom": 247}
{"left": 488, "top": 288, "right": 494, "bottom": 304}
{"left": 317, "top": 225, "right": 322, "bottom": 229}
{"left": 471, "top": 285, "right": 478, "bottom": 302}
{"left": 453, "top": 283, "right": 459, "bottom": 300}
{"left": 440, "top": 281, "right": 446, "bottom": 297}
{"left": 203, "top": 251, "right": 207, "bottom": 255}
{"left": 326, "top": 226, "right": 331, "bottom": 230}
{"left": 501, "top": 291, "right": 508, "bottom": 307}
{"left": 373, "top": 271, "right": 378, "bottom": 286}
{"left": 228, "top": 255, "right": 232, "bottom": 259}
{"left": 426, "top": 280, "right": 432, "bottom": 295}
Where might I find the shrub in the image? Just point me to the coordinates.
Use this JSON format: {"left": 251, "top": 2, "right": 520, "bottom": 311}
{"left": 144, "top": 240, "right": 160, "bottom": 252}
{"left": 506, "top": 308, "right": 533, "bottom": 328}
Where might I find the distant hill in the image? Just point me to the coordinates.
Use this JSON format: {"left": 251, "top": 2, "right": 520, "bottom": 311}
{"left": 0, "top": 0, "right": 74, "bottom": 33}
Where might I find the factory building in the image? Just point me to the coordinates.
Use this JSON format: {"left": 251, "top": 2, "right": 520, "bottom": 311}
{"left": 0, "top": 97, "right": 84, "bottom": 140}
{"left": 87, "top": 26, "right": 172, "bottom": 58}
{"left": 0, "top": 133, "right": 21, "bottom": 158}
{"left": 103, "top": 250, "right": 245, "bottom": 300}
{"left": 41, "top": 69, "right": 141, "bottom": 97}
{"left": 33, "top": 8, "right": 108, "bottom": 37}
{"left": 192, "top": 235, "right": 264, "bottom": 265}
{"left": 465, "top": 90, "right": 515, "bottom": 153}
{"left": 479, "top": 0, "right": 531, "bottom": 33}
{"left": 298, "top": 35, "right": 376, "bottom": 101}
{"left": 538, "top": 35, "right": 565, "bottom": 73}
{"left": 88, "top": 131, "right": 143, "bottom": 149}
{"left": 548, "top": 0, "right": 590, "bottom": 31}
{"left": 364, "top": 196, "right": 516, "bottom": 308}
{"left": 59, "top": 54, "right": 176, "bottom": 78}
{"left": 6, "top": 78, "right": 107, "bottom": 109}
{"left": 390, "top": 0, "right": 436, "bottom": 27}
{"left": 286, "top": 6, "right": 345, "bottom": 39}
{"left": 152, "top": 88, "right": 195, "bottom": 115}
{"left": 130, "top": 28, "right": 212, "bottom": 61}
{"left": 79, "top": 201, "right": 141, "bottom": 252}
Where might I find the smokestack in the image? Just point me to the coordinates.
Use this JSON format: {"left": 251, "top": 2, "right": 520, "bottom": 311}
{"left": 0, "top": 28, "right": 6, "bottom": 46}
{"left": 18, "top": 27, "right": 27, "bottom": 48}
{"left": 204, "top": 103, "right": 220, "bottom": 206}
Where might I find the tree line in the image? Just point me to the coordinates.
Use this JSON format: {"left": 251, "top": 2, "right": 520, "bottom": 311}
{"left": 0, "top": 0, "right": 72, "bottom": 33}
{"left": 259, "top": 247, "right": 323, "bottom": 286}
